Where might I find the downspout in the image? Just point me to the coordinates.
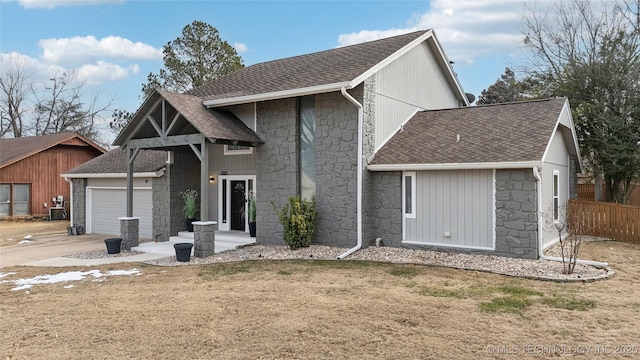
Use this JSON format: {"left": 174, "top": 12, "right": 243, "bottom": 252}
{"left": 64, "top": 177, "right": 73, "bottom": 227}
{"left": 338, "top": 87, "right": 363, "bottom": 259}
{"left": 532, "top": 166, "right": 608, "bottom": 267}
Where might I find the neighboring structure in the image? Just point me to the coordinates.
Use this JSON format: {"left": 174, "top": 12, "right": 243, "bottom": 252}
{"left": 75, "top": 29, "right": 581, "bottom": 259}
{"left": 0, "top": 132, "right": 105, "bottom": 219}
{"left": 62, "top": 148, "right": 167, "bottom": 240}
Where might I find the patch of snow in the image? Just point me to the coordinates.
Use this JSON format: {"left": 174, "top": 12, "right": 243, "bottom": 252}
{"left": 23, "top": 234, "right": 32, "bottom": 240}
{"left": 0, "top": 272, "right": 17, "bottom": 279}
{"left": 2, "top": 268, "right": 141, "bottom": 291}
{"left": 18, "top": 239, "right": 34, "bottom": 244}
{"left": 64, "top": 285, "right": 74, "bottom": 289}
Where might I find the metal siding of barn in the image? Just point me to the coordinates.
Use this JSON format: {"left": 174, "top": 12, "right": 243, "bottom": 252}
{"left": 375, "top": 42, "right": 460, "bottom": 150}
{"left": 406, "top": 170, "right": 494, "bottom": 249}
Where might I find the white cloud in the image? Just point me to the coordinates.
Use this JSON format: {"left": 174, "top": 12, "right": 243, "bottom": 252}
{"left": 1, "top": 51, "right": 140, "bottom": 86}
{"left": 39, "top": 35, "right": 162, "bottom": 65}
{"left": 76, "top": 61, "right": 138, "bottom": 83}
{"left": 16, "top": 0, "right": 123, "bottom": 9}
{"left": 338, "top": 0, "right": 526, "bottom": 65}
{"left": 233, "top": 42, "right": 249, "bottom": 53}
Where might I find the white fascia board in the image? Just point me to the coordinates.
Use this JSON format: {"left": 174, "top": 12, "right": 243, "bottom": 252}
{"left": 561, "top": 99, "right": 584, "bottom": 172}
{"left": 367, "top": 161, "right": 543, "bottom": 171}
{"left": 202, "top": 82, "right": 352, "bottom": 108}
{"left": 428, "top": 31, "right": 469, "bottom": 106}
{"left": 540, "top": 99, "right": 583, "bottom": 171}
{"left": 61, "top": 172, "right": 161, "bottom": 179}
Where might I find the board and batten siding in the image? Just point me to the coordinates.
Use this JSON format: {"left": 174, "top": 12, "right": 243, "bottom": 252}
{"left": 374, "top": 42, "right": 461, "bottom": 150}
{"left": 405, "top": 170, "right": 495, "bottom": 250}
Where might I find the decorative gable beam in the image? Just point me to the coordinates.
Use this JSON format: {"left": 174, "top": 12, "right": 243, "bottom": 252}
{"left": 147, "top": 114, "right": 164, "bottom": 137}
{"left": 189, "top": 143, "right": 202, "bottom": 161}
{"left": 165, "top": 111, "right": 181, "bottom": 137}
{"left": 127, "top": 133, "right": 204, "bottom": 149}
{"left": 124, "top": 97, "right": 163, "bottom": 147}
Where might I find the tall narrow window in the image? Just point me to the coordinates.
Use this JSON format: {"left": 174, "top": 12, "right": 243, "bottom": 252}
{"left": 403, "top": 172, "right": 416, "bottom": 218}
{"left": 221, "top": 179, "right": 227, "bottom": 224}
{"left": 299, "top": 96, "right": 316, "bottom": 200}
{"left": 553, "top": 170, "right": 560, "bottom": 221}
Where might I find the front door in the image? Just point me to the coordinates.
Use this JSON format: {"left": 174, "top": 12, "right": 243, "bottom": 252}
{"left": 218, "top": 175, "right": 256, "bottom": 232}
{"left": 230, "top": 180, "right": 246, "bottom": 231}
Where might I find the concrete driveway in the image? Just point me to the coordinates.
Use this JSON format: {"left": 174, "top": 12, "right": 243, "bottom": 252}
{"left": 0, "top": 233, "right": 109, "bottom": 268}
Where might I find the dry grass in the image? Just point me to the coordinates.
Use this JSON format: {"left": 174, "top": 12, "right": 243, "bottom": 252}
{"left": 1, "top": 240, "right": 639, "bottom": 359}
{"left": 0, "top": 220, "right": 69, "bottom": 246}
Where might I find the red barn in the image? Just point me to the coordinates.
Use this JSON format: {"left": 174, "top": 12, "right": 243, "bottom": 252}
{"left": 0, "top": 132, "right": 106, "bottom": 219}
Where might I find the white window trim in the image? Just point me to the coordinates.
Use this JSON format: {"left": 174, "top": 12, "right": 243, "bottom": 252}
{"left": 403, "top": 171, "right": 416, "bottom": 219}
{"left": 553, "top": 169, "right": 560, "bottom": 221}
{"left": 223, "top": 145, "right": 254, "bottom": 155}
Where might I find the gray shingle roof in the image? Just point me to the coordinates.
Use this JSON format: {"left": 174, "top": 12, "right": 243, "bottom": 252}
{"left": 159, "top": 90, "right": 263, "bottom": 143}
{"left": 370, "top": 98, "right": 568, "bottom": 166}
{"left": 187, "top": 30, "right": 429, "bottom": 101}
{"left": 0, "top": 132, "right": 105, "bottom": 168}
{"left": 64, "top": 147, "right": 167, "bottom": 175}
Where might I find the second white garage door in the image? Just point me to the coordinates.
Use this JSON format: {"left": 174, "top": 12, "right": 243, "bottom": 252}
{"left": 87, "top": 187, "right": 153, "bottom": 239}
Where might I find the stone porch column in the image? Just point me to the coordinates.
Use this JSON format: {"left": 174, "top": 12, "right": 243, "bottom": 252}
{"left": 193, "top": 221, "right": 217, "bottom": 258}
{"left": 119, "top": 216, "right": 140, "bottom": 251}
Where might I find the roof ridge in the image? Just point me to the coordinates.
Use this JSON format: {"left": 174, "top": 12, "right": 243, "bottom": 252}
{"left": 420, "top": 97, "right": 565, "bottom": 113}
{"left": 246, "top": 30, "right": 429, "bottom": 68}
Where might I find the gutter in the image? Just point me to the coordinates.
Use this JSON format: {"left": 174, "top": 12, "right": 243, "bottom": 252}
{"left": 368, "top": 161, "right": 543, "bottom": 172}
{"left": 532, "top": 166, "right": 608, "bottom": 267}
{"left": 337, "top": 87, "right": 363, "bottom": 259}
{"left": 60, "top": 171, "right": 163, "bottom": 179}
{"left": 203, "top": 82, "right": 352, "bottom": 108}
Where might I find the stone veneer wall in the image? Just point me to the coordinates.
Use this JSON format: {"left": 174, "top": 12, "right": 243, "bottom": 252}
{"left": 494, "top": 169, "right": 539, "bottom": 259}
{"left": 71, "top": 178, "right": 86, "bottom": 227}
{"left": 255, "top": 98, "right": 298, "bottom": 245}
{"left": 361, "top": 75, "right": 377, "bottom": 247}
{"left": 313, "top": 88, "right": 360, "bottom": 247}
{"left": 256, "top": 88, "right": 362, "bottom": 247}
{"left": 152, "top": 169, "right": 170, "bottom": 242}
{"left": 168, "top": 149, "right": 200, "bottom": 235}
{"left": 369, "top": 171, "right": 403, "bottom": 247}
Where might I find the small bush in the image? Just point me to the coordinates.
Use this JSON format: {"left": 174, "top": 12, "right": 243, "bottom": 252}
{"left": 274, "top": 196, "right": 318, "bottom": 250}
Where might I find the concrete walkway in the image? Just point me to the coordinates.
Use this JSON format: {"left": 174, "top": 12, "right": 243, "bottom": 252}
{"left": 1, "top": 231, "right": 255, "bottom": 268}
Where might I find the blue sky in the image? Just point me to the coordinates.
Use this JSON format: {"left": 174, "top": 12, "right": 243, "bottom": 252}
{"left": 1, "top": 0, "right": 534, "bottom": 144}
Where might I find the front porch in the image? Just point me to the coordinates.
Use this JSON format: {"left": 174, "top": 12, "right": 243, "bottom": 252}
{"left": 134, "top": 230, "right": 255, "bottom": 256}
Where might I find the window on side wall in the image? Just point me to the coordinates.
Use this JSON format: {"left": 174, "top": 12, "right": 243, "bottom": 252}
{"left": 553, "top": 170, "right": 560, "bottom": 221}
{"left": 224, "top": 144, "right": 253, "bottom": 155}
{"left": 403, "top": 172, "right": 416, "bottom": 218}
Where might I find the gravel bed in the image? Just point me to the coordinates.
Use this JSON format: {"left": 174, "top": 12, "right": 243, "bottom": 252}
{"left": 64, "top": 237, "right": 612, "bottom": 281}
{"left": 140, "top": 241, "right": 612, "bottom": 281}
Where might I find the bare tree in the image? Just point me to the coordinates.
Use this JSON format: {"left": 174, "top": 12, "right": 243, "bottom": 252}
{"left": 0, "top": 58, "right": 113, "bottom": 145}
{"left": 0, "top": 58, "right": 30, "bottom": 137}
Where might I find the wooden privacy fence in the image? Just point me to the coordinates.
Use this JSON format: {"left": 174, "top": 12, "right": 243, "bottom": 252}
{"left": 569, "top": 199, "right": 640, "bottom": 244}
{"left": 577, "top": 184, "right": 640, "bottom": 207}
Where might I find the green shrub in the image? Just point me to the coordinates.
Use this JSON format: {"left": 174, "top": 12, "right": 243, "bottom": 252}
{"left": 274, "top": 196, "right": 318, "bottom": 250}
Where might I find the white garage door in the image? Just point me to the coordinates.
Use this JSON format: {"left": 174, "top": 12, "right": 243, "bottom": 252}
{"left": 87, "top": 188, "right": 153, "bottom": 239}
